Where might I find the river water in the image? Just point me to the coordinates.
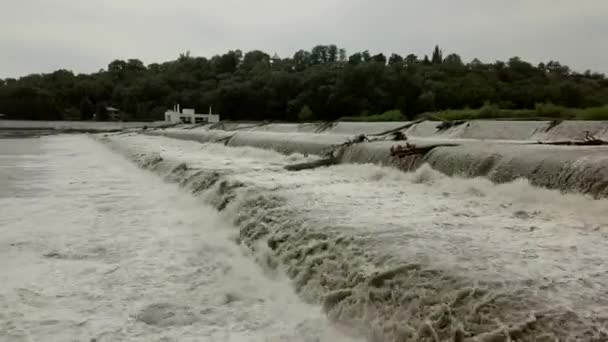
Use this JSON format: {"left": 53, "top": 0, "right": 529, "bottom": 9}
{"left": 103, "top": 133, "right": 608, "bottom": 340}
{"left": 0, "top": 135, "right": 353, "bottom": 342}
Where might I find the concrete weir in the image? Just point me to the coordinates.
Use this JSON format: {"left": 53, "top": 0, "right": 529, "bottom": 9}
{"left": 145, "top": 120, "right": 608, "bottom": 198}
{"left": 100, "top": 132, "right": 608, "bottom": 341}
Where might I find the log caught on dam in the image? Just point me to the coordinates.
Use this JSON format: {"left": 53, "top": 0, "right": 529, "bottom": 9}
{"left": 284, "top": 157, "right": 338, "bottom": 171}
{"left": 368, "top": 119, "right": 426, "bottom": 136}
{"left": 390, "top": 142, "right": 460, "bottom": 158}
{"left": 533, "top": 134, "right": 608, "bottom": 146}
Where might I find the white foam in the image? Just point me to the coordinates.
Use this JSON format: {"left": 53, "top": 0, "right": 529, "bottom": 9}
{"left": 99, "top": 133, "right": 608, "bottom": 340}
{"left": 0, "top": 135, "right": 357, "bottom": 342}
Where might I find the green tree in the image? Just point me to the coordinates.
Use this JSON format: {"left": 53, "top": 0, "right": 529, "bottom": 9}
{"left": 348, "top": 52, "right": 363, "bottom": 65}
{"left": 404, "top": 54, "right": 418, "bottom": 65}
{"left": 311, "top": 45, "right": 337, "bottom": 64}
{"left": 431, "top": 45, "right": 443, "bottom": 64}
{"left": 298, "top": 105, "right": 314, "bottom": 121}
{"left": 79, "top": 97, "right": 95, "bottom": 120}
{"left": 212, "top": 50, "right": 242, "bottom": 74}
{"left": 417, "top": 91, "right": 436, "bottom": 112}
{"left": 338, "top": 49, "right": 347, "bottom": 62}
{"left": 1, "top": 44, "right": 607, "bottom": 122}
{"left": 293, "top": 50, "right": 311, "bottom": 71}
{"left": 371, "top": 53, "right": 387, "bottom": 64}
{"left": 443, "top": 53, "right": 463, "bottom": 66}
{"left": 95, "top": 102, "right": 109, "bottom": 121}
{"left": 388, "top": 54, "right": 404, "bottom": 65}
{"left": 241, "top": 50, "right": 270, "bottom": 70}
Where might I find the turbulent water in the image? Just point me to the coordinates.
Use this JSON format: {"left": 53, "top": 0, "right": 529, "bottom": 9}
{"left": 0, "top": 136, "right": 355, "bottom": 342}
{"left": 2, "top": 133, "right": 608, "bottom": 341}
{"left": 100, "top": 133, "right": 608, "bottom": 341}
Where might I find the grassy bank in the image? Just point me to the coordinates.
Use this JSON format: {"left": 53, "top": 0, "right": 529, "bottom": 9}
{"left": 339, "top": 110, "right": 404, "bottom": 122}
{"left": 435, "top": 103, "right": 608, "bottom": 121}
{"left": 340, "top": 104, "right": 608, "bottom": 122}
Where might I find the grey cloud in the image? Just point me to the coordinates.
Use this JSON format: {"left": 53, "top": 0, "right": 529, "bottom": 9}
{"left": 1, "top": 0, "right": 607, "bottom": 78}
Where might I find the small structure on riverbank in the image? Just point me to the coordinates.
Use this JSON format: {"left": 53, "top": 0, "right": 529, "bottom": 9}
{"left": 106, "top": 107, "right": 123, "bottom": 121}
{"left": 164, "top": 105, "right": 220, "bottom": 124}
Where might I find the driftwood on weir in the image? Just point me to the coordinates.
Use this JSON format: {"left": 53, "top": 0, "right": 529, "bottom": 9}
{"left": 390, "top": 142, "right": 459, "bottom": 158}
{"left": 369, "top": 119, "right": 425, "bottom": 137}
{"left": 545, "top": 119, "right": 563, "bottom": 132}
{"left": 286, "top": 134, "right": 375, "bottom": 171}
{"left": 286, "top": 131, "right": 412, "bottom": 171}
{"left": 213, "top": 134, "right": 236, "bottom": 145}
{"left": 436, "top": 120, "right": 467, "bottom": 131}
{"left": 284, "top": 157, "right": 338, "bottom": 171}
{"left": 386, "top": 131, "right": 408, "bottom": 141}
{"left": 314, "top": 121, "right": 338, "bottom": 133}
{"left": 534, "top": 132, "right": 608, "bottom": 146}
{"left": 319, "top": 134, "right": 370, "bottom": 158}
{"left": 285, "top": 133, "right": 462, "bottom": 171}
{"left": 322, "top": 132, "right": 407, "bottom": 156}
{"left": 536, "top": 139, "right": 608, "bottom": 146}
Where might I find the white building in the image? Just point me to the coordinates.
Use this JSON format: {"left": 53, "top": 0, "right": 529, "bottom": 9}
{"left": 165, "top": 105, "right": 220, "bottom": 124}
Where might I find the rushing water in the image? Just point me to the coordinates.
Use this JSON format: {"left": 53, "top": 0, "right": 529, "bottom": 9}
{"left": 0, "top": 135, "right": 353, "bottom": 342}
{"left": 102, "top": 133, "right": 608, "bottom": 341}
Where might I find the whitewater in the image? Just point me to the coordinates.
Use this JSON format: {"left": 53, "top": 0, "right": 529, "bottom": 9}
{"left": 100, "top": 133, "right": 608, "bottom": 341}
{"left": 0, "top": 136, "right": 355, "bottom": 342}
{"left": 2, "top": 132, "right": 608, "bottom": 341}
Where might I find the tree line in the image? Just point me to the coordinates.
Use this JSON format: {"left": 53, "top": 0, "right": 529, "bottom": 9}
{"left": 1, "top": 45, "right": 607, "bottom": 121}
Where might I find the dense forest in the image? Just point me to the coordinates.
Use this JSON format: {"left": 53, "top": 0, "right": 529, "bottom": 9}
{"left": 1, "top": 45, "right": 607, "bottom": 122}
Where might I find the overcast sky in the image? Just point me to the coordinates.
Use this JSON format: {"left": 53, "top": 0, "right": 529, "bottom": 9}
{"left": 1, "top": 0, "right": 607, "bottom": 78}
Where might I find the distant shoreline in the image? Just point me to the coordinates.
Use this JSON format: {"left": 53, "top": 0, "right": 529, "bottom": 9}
{"left": 0, "top": 129, "right": 57, "bottom": 138}
{"left": 0, "top": 120, "right": 169, "bottom": 134}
